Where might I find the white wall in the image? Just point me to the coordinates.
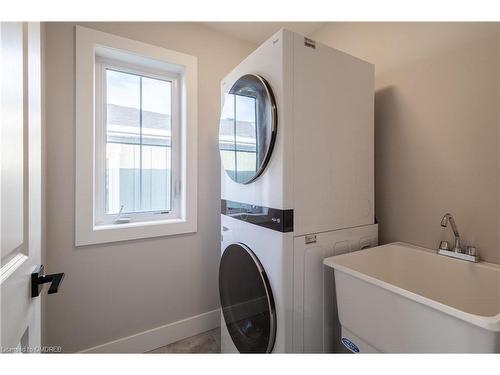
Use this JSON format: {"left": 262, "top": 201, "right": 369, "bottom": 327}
{"left": 311, "top": 23, "right": 500, "bottom": 264}
{"left": 43, "top": 22, "right": 255, "bottom": 352}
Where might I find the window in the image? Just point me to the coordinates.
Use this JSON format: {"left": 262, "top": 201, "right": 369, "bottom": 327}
{"left": 95, "top": 65, "right": 180, "bottom": 225}
{"left": 75, "top": 26, "right": 197, "bottom": 246}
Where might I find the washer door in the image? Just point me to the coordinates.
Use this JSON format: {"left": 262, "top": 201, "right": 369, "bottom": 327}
{"left": 219, "top": 243, "right": 276, "bottom": 353}
{"left": 218, "top": 74, "right": 277, "bottom": 184}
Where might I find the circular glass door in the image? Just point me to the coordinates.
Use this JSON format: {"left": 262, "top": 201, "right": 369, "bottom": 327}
{"left": 218, "top": 74, "right": 277, "bottom": 184}
{"left": 219, "top": 243, "right": 276, "bottom": 353}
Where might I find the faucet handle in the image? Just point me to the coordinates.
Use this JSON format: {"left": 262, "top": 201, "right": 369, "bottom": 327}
{"left": 466, "top": 246, "right": 477, "bottom": 256}
{"left": 439, "top": 240, "right": 449, "bottom": 250}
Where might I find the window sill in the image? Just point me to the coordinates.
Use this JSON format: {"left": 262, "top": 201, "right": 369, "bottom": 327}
{"left": 94, "top": 217, "right": 185, "bottom": 231}
{"left": 76, "top": 217, "right": 197, "bottom": 246}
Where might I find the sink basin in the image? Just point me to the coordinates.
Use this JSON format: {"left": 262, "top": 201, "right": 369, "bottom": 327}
{"left": 323, "top": 242, "right": 500, "bottom": 353}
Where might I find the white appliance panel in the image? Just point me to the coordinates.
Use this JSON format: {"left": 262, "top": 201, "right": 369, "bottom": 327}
{"left": 291, "top": 33, "right": 375, "bottom": 235}
{"left": 293, "top": 224, "right": 378, "bottom": 353}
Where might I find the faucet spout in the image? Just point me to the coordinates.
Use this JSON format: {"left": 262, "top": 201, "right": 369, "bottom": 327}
{"left": 438, "top": 213, "right": 478, "bottom": 262}
{"left": 440, "top": 213, "right": 461, "bottom": 251}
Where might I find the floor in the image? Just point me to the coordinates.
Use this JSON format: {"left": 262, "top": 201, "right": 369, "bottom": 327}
{"left": 148, "top": 328, "right": 221, "bottom": 353}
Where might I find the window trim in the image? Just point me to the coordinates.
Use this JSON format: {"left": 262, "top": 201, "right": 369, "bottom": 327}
{"left": 75, "top": 26, "right": 197, "bottom": 246}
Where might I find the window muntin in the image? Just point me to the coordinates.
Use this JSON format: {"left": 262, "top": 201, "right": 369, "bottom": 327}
{"left": 95, "top": 63, "right": 180, "bottom": 225}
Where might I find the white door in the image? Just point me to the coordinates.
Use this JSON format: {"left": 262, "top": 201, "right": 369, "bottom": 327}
{"left": 1, "top": 22, "right": 43, "bottom": 353}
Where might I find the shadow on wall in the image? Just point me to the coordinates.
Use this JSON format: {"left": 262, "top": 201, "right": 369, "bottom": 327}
{"left": 374, "top": 84, "right": 442, "bottom": 247}
{"left": 374, "top": 84, "right": 446, "bottom": 248}
{"left": 374, "top": 85, "right": 397, "bottom": 246}
{"left": 318, "top": 23, "right": 499, "bottom": 264}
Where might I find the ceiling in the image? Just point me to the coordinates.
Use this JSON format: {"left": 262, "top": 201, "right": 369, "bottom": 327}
{"left": 201, "top": 22, "right": 327, "bottom": 45}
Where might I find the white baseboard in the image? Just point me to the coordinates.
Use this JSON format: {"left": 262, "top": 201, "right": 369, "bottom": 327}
{"left": 80, "top": 309, "right": 220, "bottom": 353}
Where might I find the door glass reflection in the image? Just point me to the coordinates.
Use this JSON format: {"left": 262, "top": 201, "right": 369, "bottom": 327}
{"left": 235, "top": 94, "right": 257, "bottom": 182}
{"left": 218, "top": 75, "right": 276, "bottom": 184}
{"left": 219, "top": 243, "right": 276, "bottom": 353}
{"left": 219, "top": 93, "right": 236, "bottom": 180}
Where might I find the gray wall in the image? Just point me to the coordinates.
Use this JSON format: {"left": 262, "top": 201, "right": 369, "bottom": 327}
{"left": 43, "top": 22, "right": 255, "bottom": 352}
{"left": 311, "top": 23, "right": 500, "bottom": 264}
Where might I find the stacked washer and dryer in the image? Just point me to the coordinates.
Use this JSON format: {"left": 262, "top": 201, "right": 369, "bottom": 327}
{"left": 217, "top": 29, "right": 378, "bottom": 353}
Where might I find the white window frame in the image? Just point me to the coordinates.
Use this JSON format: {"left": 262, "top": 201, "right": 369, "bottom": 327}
{"left": 94, "top": 61, "right": 181, "bottom": 225}
{"left": 75, "top": 26, "right": 197, "bottom": 246}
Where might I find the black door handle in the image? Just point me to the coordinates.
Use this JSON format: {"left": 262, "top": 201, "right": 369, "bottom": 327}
{"left": 31, "top": 265, "right": 65, "bottom": 298}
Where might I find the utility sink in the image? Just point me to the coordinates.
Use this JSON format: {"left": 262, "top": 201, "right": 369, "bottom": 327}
{"left": 324, "top": 242, "right": 500, "bottom": 353}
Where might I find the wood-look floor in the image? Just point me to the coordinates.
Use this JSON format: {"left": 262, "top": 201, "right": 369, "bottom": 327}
{"left": 148, "top": 328, "right": 220, "bottom": 354}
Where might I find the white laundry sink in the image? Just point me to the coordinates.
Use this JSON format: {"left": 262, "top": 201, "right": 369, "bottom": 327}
{"left": 323, "top": 242, "right": 500, "bottom": 353}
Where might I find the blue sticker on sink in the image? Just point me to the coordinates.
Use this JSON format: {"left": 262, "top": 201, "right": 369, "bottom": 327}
{"left": 341, "top": 337, "right": 360, "bottom": 353}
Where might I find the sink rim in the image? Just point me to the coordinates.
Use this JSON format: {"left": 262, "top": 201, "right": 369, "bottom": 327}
{"left": 324, "top": 242, "right": 500, "bottom": 332}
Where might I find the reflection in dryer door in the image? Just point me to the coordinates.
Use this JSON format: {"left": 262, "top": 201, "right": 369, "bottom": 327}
{"left": 219, "top": 243, "right": 276, "bottom": 353}
{"left": 218, "top": 74, "right": 277, "bottom": 185}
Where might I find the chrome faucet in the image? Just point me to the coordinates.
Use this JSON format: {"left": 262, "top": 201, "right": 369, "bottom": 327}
{"left": 440, "top": 213, "right": 461, "bottom": 251}
{"left": 438, "top": 213, "right": 478, "bottom": 262}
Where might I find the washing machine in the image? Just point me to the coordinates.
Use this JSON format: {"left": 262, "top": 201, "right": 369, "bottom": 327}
{"left": 220, "top": 214, "right": 378, "bottom": 353}
{"left": 218, "top": 29, "right": 376, "bottom": 353}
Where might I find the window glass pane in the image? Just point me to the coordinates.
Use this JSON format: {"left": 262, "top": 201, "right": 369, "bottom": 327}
{"left": 141, "top": 145, "right": 171, "bottom": 212}
{"left": 106, "top": 70, "right": 140, "bottom": 145}
{"left": 104, "top": 69, "right": 173, "bottom": 215}
{"left": 142, "top": 76, "right": 172, "bottom": 147}
{"left": 106, "top": 143, "right": 140, "bottom": 214}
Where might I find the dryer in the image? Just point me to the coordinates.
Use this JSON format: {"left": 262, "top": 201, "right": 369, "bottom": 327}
{"left": 219, "top": 29, "right": 374, "bottom": 234}
{"left": 218, "top": 29, "right": 376, "bottom": 353}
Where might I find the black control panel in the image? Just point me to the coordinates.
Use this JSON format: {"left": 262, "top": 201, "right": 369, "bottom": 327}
{"left": 221, "top": 199, "right": 293, "bottom": 233}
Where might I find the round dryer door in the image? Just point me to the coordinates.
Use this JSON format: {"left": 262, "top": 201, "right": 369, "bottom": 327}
{"left": 219, "top": 243, "right": 276, "bottom": 353}
{"left": 218, "top": 74, "right": 277, "bottom": 184}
